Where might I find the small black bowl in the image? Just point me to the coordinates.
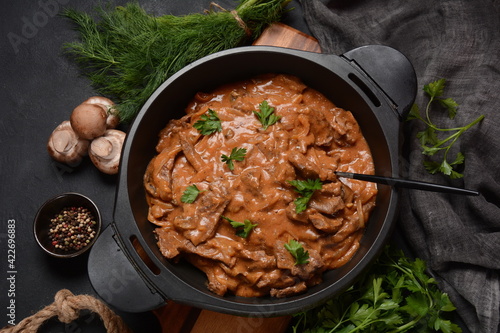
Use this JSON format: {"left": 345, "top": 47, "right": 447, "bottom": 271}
{"left": 34, "top": 192, "right": 102, "bottom": 258}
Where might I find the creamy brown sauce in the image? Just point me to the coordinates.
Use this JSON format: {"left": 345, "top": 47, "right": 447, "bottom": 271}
{"left": 144, "top": 74, "right": 377, "bottom": 298}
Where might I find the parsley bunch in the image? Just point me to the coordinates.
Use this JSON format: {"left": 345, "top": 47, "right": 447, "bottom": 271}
{"left": 292, "top": 245, "right": 461, "bottom": 333}
{"left": 408, "top": 79, "right": 484, "bottom": 179}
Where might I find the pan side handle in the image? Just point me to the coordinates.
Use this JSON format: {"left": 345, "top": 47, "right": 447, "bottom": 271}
{"left": 88, "top": 223, "right": 166, "bottom": 312}
{"left": 341, "top": 45, "right": 417, "bottom": 120}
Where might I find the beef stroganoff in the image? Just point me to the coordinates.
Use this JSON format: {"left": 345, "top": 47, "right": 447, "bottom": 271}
{"left": 144, "top": 74, "right": 377, "bottom": 298}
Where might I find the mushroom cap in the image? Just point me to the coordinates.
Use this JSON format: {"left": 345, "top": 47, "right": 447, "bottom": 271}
{"left": 70, "top": 103, "right": 108, "bottom": 140}
{"left": 47, "top": 120, "right": 89, "bottom": 165}
{"left": 89, "top": 129, "right": 126, "bottom": 175}
{"left": 83, "top": 96, "right": 120, "bottom": 129}
{"left": 83, "top": 96, "right": 114, "bottom": 106}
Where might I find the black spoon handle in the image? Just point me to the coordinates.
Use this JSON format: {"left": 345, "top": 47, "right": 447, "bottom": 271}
{"left": 335, "top": 172, "right": 479, "bottom": 196}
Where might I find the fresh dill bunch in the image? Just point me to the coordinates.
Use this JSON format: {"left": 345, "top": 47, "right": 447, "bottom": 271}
{"left": 62, "top": 0, "right": 292, "bottom": 123}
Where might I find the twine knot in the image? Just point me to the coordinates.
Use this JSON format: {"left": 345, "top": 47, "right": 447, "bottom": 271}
{"left": 206, "top": 2, "right": 252, "bottom": 37}
{"left": 54, "top": 289, "right": 80, "bottom": 323}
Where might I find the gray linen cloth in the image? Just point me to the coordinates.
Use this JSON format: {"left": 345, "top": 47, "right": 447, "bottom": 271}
{"left": 299, "top": 0, "right": 500, "bottom": 332}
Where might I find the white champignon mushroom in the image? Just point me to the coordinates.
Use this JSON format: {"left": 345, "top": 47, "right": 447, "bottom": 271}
{"left": 83, "top": 96, "right": 120, "bottom": 129}
{"left": 70, "top": 103, "right": 108, "bottom": 140}
{"left": 47, "top": 120, "right": 89, "bottom": 165}
{"left": 88, "top": 129, "right": 126, "bottom": 175}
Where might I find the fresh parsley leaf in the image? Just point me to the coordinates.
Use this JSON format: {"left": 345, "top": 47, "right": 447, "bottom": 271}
{"left": 379, "top": 311, "right": 402, "bottom": 326}
{"left": 439, "top": 159, "right": 454, "bottom": 177}
{"left": 406, "top": 103, "right": 423, "bottom": 121}
{"left": 423, "top": 160, "right": 441, "bottom": 175}
{"left": 253, "top": 100, "right": 281, "bottom": 130}
{"left": 434, "top": 317, "right": 459, "bottom": 333}
{"left": 193, "top": 109, "right": 222, "bottom": 135}
{"left": 288, "top": 179, "right": 323, "bottom": 213}
{"left": 423, "top": 78, "right": 446, "bottom": 98}
{"left": 401, "top": 293, "right": 429, "bottom": 317}
{"left": 417, "top": 127, "right": 439, "bottom": 147}
{"left": 284, "top": 239, "right": 310, "bottom": 265}
{"left": 444, "top": 153, "right": 466, "bottom": 179}
{"left": 439, "top": 97, "right": 459, "bottom": 119}
{"left": 288, "top": 178, "right": 323, "bottom": 194}
{"left": 181, "top": 184, "right": 203, "bottom": 203}
{"left": 221, "top": 147, "right": 247, "bottom": 171}
{"left": 222, "top": 216, "right": 257, "bottom": 238}
{"left": 293, "top": 196, "right": 311, "bottom": 213}
{"left": 424, "top": 154, "right": 465, "bottom": 179}
{"left": 291, "top": 245, "right": 462, "bottom": 333}
{"left": 451, "top": 152, "right": 465, "bottom": 166}
{"left": 449, "top": 169, "right": 464, "bottom": 180}
{"left": 421, "top": 144, "right": 441, "bottom": 156}
{"left": 407, "top": 78, "right": 484, "bottom": 178}
{"left": 349, "top": 303, "right": 374, "bottom": 326}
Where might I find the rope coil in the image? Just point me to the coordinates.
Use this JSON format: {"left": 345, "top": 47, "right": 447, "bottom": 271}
{"left": 1, "top": 289, "right": 132, "bottom": 333}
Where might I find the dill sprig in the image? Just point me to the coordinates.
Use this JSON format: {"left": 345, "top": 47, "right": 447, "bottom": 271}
{"left": 62, "top": 0, "right": 292, "bottom": 123}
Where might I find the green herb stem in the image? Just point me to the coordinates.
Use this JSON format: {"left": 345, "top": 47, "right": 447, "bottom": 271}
{"left": 408, "top": 78, "right": 485, "bottom": 178}
{"left": 425, "top": 95, "right": 437, "bottom": 126}
{"left": 426, "top": 114, "right": 485, "bottom": 156}
{"left": 424, "top": 99, "right": 485, "bottom": 133}
{"left": 390, "top": 318, "right": 422, "bottom": 333}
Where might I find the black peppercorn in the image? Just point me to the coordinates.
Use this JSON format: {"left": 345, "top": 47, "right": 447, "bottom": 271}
{"left": 48, "top": 206, "right": 97, "bottom": 252}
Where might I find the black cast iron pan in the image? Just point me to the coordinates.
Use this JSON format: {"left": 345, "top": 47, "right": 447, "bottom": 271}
{"left": 88, "top": 45, "right": 417, "bottom": 316}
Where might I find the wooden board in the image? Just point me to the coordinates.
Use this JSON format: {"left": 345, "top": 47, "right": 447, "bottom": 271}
{"left": 154, "top": 23, "right": 320, "bottom": 333}
{"left": 253, "top": 22, "right": 321, "bottom": 53}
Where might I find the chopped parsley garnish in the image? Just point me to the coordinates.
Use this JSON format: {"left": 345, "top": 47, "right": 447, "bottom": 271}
{"left": 222, "top": 216, "right": 257, "bottom": 238}
{"left": 288, "top": 179, "right": 323, "bottom": 213}
{"left": 284, "top": 239, "right": 310, "bottom": 265}
{"left": 407, "top": 78, "right": 484, "bottom": 179}
{"left": 221, "top": 147, "right": 247, "bottom": 171}
{"left": 180, "top": 184, "right": 203, "bottom": 203}
{"left": 193, "top": 109, "right": 222, "bottom": 135}
{"left": 253, "top": 100, "right": 281, "bottom": 130}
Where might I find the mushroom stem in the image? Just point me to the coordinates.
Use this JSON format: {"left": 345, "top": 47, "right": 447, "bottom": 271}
{"left": 52, "top": 130, "right": 76, "bottom": 153}
{"left": 91, "top": 137, "right": 113, "bottom": 158}
{"left": 47, "top": 121, "right": 89, "bottom": 166}
{"left": 89, "top": 129, "right": 126, "bottom": 175}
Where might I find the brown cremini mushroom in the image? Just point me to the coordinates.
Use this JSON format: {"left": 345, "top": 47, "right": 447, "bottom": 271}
{"left": 70, "top": 103, "right": 108, "bottom": 140}
{"left": 83, "top": 96, "right": 120, "bottom": 129}
{"left": 88, "top": 129, "right": 126, "bottom": 175}
{"left": 47, "top": 121, "right": 89, "bottom": 166}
